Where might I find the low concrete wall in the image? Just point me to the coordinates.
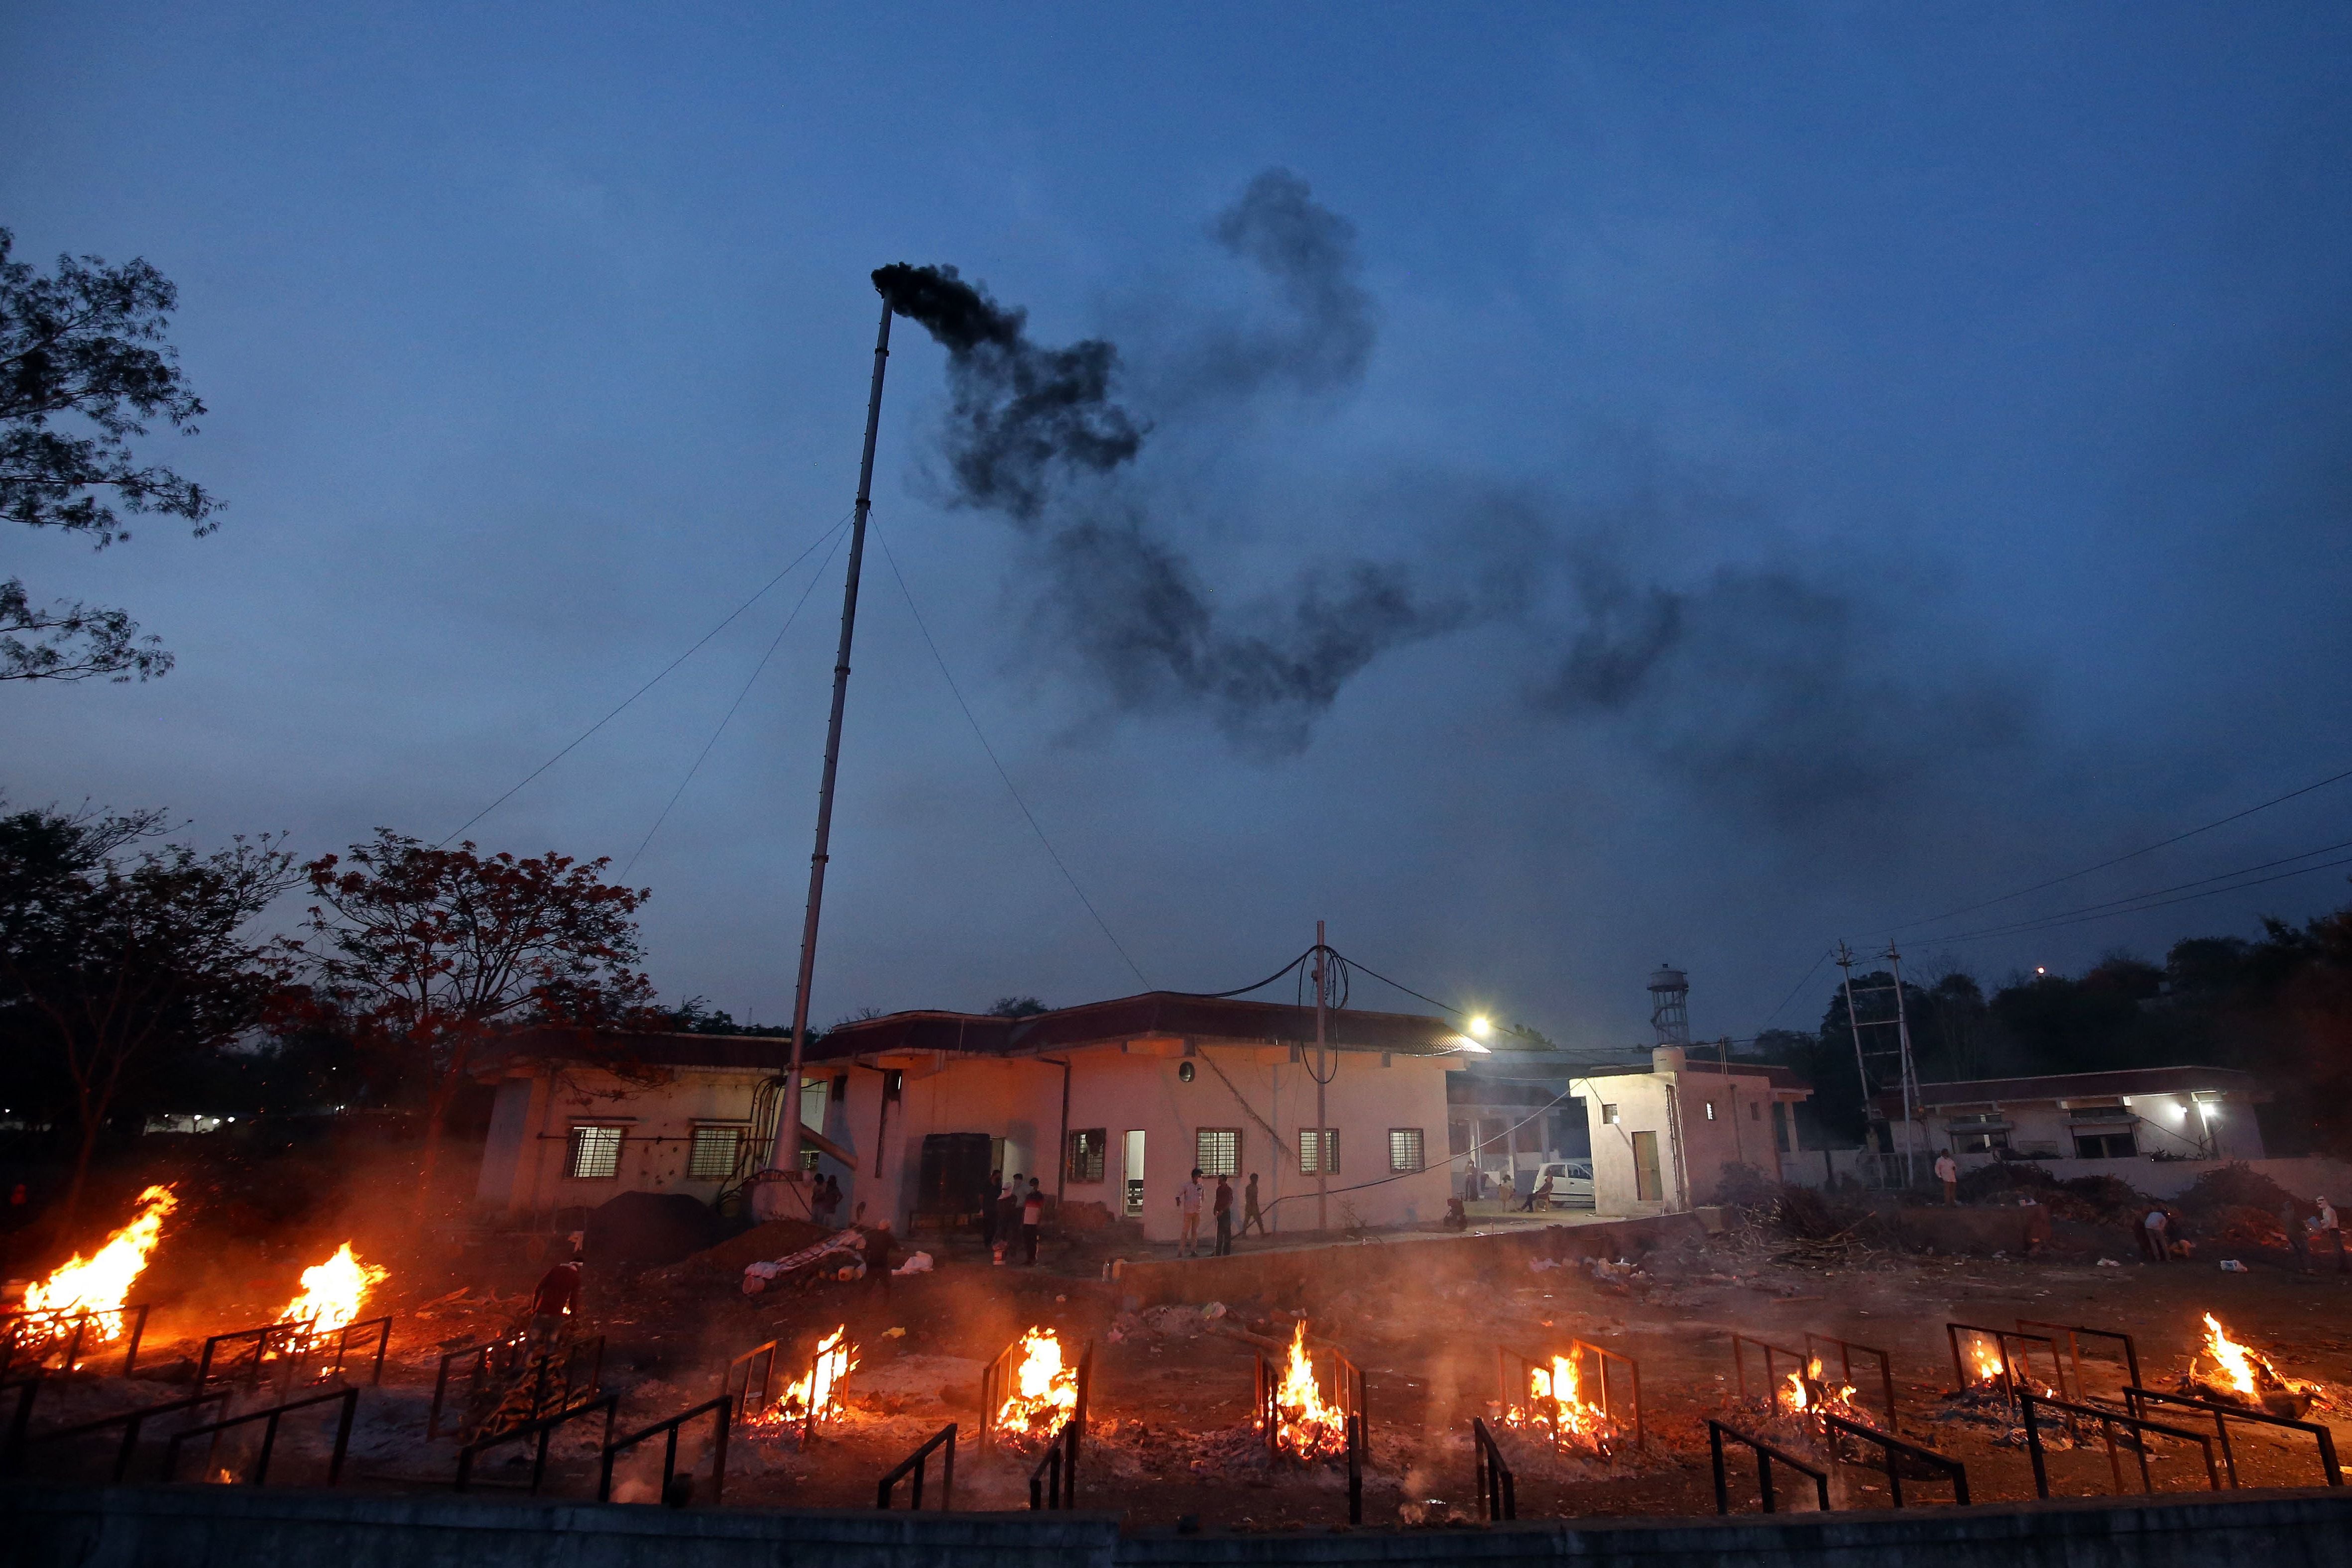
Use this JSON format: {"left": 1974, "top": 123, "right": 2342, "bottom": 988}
{"left": 1787, "top": 1151, "right": 2352, "bottom": 1204}
{"left": 15, "top": 1482, "right": 2352, "bottom": 1568}
{"left": 1109, "top": 1215, "right": 1706, "bottom": 1310}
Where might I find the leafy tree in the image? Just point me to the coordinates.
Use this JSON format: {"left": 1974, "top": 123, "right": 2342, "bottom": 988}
{"left": 1, "top": 228, "right": 218, "bottom": 681}
{"left": 287, "top": 834, "right": 656, "bottom": 1201}
{"left": 988, "top": 995, "right": 1049, "bottom": 1018}
{"left": 0, "top": 801, "right": 295, "bottom": 1222}
{"left": 663, "top": 996, "right": 790, "bottom": 1037}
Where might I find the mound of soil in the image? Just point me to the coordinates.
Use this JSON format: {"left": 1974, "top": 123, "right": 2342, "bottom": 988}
{"left": 681, "top": 1218, "right": 832, "bottom": 1275}
{"left": 584, "top": 1191, "right": 739, "bottom": 1268}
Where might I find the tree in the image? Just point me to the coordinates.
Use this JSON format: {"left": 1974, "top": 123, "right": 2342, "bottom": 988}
{"left": 988, "top": 995, "right": 1049, "bottom": 1018}
{"left": 289, "top": 834, "right": 656, "bottom": 1201}
{"left": 0, "top": 801, "right": 295, "bottom": 1223}
{"left": 1, "top": 228, "right": 218, "bottom": 681}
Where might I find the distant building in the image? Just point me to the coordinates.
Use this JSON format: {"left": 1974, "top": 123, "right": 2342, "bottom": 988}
{"left": 1575, "top": 1048, "right": 1813, "bottom": 1215}
{"left": 1875, "top": 1065, "right": 2270, "bottom": 1166}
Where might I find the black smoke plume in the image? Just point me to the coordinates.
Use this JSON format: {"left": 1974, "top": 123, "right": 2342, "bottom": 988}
{"left": 873, "top": 262, "right": 1143, "bottom": 520}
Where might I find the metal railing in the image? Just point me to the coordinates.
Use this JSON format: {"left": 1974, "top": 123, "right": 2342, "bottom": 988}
{"left": 1946, "top": 1322, "right": 2065, "bottom": 1402}
{"left": 1, "top": 1304, "right": 150, "bottom": 1379}
{"left": 1254, "top": 1338, "right": 1366, "bottom": 1524}
{"left": 2017, "top": 1389, "right": 2221, "bottom": 1499}
{"left": 1708, "top": 1419, "right": 1831, "bottom": 1514}
{"left": 430, "top": 1334, "right": 602, "bottom": 1442}
{"left": 980, "top": 1335, "right": 1092, "bottom": 1453}
{"left": 1346, "top": 1413, "right": 1364, "bottom": 1526}
{"left": 718, "top": 1338, "right": 779, "bottom": 1419}
{"left": 2016, "top": 1319, "right": 2141, "bottom": 1397}
{"left": 1803, "top": 1332, "right": 1901, "bottom": 1433}
{"left": 1500, "top": 1340, "right": 1644, "bottom": 1450}
{"left": 598, "top": 1395, "right": 731, "bottom": 1506}
{"left": 1470, "top": 1417, "right": 1516, "bottom": 1521}
{"left": 307, "top": 1315, "right": 394, "bottom": 1387}
{"left": 196, "top": 1319, "right": 313, "bottom": 1393}
{"left": 1028, "top": 1418, "right": 1080, "bottom": 1509}
{"left": 7, "top": 1386, "right": 232, "bottom": 1481}
{"left": 430, "top": 1333, "right": 520, "bottom": 1439}
{"left": 161, "top": 1385, "right": 360, "bottom": 1487}
{"left": 876, "top": 1422, "right": 956, "bottom": 1510}
{"left": 455, "top": 1390, "right": 619, "bottom": 1494}
{"left": 1730, "top": 1333, "right": 1811, "bottom": 1410}
{"left": 2122, "top": 1385, "right": 2344, "bottom": 1489}
{"left": 1821, "top": 1412, "right": 1971, "bottom": 1506}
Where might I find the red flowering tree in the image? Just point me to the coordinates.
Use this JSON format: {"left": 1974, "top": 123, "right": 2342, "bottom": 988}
{"left": 289, "top": 833, "right": 656, "bottom": 1199}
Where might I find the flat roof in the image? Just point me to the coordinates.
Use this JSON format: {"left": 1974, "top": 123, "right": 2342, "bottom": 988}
{"left": 1880, "top": 1065, "right": 2268, "bottom": 1115}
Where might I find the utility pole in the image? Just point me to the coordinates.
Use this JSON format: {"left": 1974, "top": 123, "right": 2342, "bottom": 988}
{"left": 1314, "top": 919, "right": 1329, "bottom": 1234}
{"left": 1836, "top": 940, "right": 1924, "bottom": 1190}
{"left": 777, "top": 291, "right": 893, "bottom": 1187}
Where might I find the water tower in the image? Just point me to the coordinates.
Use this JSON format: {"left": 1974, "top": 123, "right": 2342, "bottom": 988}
{"left": 1648, "top": 964, "right": 1691, "bottom": 1048}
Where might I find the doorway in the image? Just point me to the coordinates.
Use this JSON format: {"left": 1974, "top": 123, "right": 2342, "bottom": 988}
{"left": 1122, "top": 1130, "right": 1146, "bottom": 1218}
{"left": 1631, "top": 1130, "right": 1663, "bottom": 1203}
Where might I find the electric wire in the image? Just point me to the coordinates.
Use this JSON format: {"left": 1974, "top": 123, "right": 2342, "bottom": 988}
{"left": 1923, "top": 851, "right": 2352, "bottom": 948}
{"left": 869, "top": 515, "right": 1153, "bottom": 991}
{"left": 438, "top": 511, "right": 854, "bottom": 847}
{"left": 1888, "top": 761, "right": 2352, "bottom": 935}
{"left": 619, "top": 524, "right": 850, "bottom": 877}
{"left": 1906, "top": 834, "right": 2352, "bottom": 945}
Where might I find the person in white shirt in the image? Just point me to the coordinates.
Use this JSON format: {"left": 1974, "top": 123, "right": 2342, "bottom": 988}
{"left": 1175, "top": 1169, "right": 1207, "bottom": 1257}
{"left": 1934, "top": 1151, "right": 1959, "bottom": 1206}
{"left": 2319, "top": 1196, "right": 2344, "bottom": 1273}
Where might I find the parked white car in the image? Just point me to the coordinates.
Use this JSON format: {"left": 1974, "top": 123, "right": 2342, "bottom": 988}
{"left": 1535, "top": 1159, "right": 1596, "bottom": 1209}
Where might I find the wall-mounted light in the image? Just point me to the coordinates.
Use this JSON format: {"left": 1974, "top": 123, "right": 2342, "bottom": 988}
{"left": 1177, "top": 1061, "right": 1195, "bottom": 1084}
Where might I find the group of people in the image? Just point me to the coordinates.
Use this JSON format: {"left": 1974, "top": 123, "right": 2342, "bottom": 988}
{"left": 2280, "top": 1195, "right": 2346, "bottom": 1273}
{"left": 1463, "top": 1166, "right": 1552, "bottom": 1212}
{"left": 1174, "top": 1169, "right": 1267, "bottom": 1256}
{"left": 980, "top": 1169, "right": 1048, "bottom": 1265}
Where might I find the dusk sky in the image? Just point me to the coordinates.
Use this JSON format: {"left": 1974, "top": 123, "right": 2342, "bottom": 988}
{"left": 6, "top": 4, "right": 2350, "bottom": 1049}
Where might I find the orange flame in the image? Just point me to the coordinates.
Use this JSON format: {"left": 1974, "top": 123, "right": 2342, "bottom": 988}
{"left": 993, "top": 1327, "right": 1080, "bottom": 1442}
{"left": 1262, "top": 1321, "right": 1348, "bottom": 1460}
{"left": 773, "top": 1327, "right": 857, "bottom": 1427}
{"left": 2197, "top": 1312, "right": 2317, "bottom": 1406}
{"left": 1964, "top": 1336, "right": 2006, "bottom": 1387}
{"left": 279, "top": 1243, "right": 388, "bottom": 1338}
{"left": 21, "top": 1185, "right": 176, "bottom": 1343}
{"left": 1784, "top": 1355, "right": 1860, "bottom": 1419}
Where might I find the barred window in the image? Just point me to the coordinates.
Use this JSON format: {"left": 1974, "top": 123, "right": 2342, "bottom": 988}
{"left": 1066, "top": 1128, "right": 1108, "bottom": 1184}
{"left": 1195, "top": 1127, "right": 1240, "bottom": 1177}
{"left": 1297, "top": 1127, "right": 1338, "bottom": 1176}
{"left": 1389, "top": 1128, "right": 1425, "bottom": 1173}
{"left": 567, "top": 1125, "right": 624, "bottom": 1180}
{"left": 687, "top": 1124, "right": 743, "bottom": 1180}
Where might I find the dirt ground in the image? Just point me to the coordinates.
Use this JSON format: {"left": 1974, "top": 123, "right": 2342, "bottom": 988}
{"left": 16, "top": 1206, "right": 2352, "bottom": 1529}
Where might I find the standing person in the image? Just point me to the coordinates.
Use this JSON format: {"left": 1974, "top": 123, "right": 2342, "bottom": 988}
{"left": 1212, "top": 1173, "right": 1235, "bottom": 1255}
{"left": 1240, "top": 1172, "right": 1268, "bottom": 1238}
{"left": 866, "top": 1222, "right": 896, "bottom": 1302}
{"left": 1465, "top": 1166, "right": 1483, "bottom": 1206}
{"left": 1022, "top": 1177, "right": 1045, "bottom": 1266}
{"left": 1500, "top": 1168, "right": 1517, "bottom": 1211}
{"left": 1521, "top": 1169, "right": 1553, "bottom": 1213}
{"left": 2319, "top": 1195, "right": 2345, "bottom": 1273}
{"left": 2140, "top": 1205, "right": 2171, "bottom": 1263}
{"left": 996, "top": 1176, "right": 1022, "bottom": 1264}
{"left": 981, "top": 1167, "right": 1002, "bottom": 1250}
{"left": 1935, "top": 1150, "right": 1959, "bottom": 1207}
{"left": 1176, "top": 1168, "right": 1206, "bottom": 1257}
{"left": 2285, "top": 1199, "right": 2314, "bottom": 1273}
{"left": 526, "top": 1256, "right": 583, "bottom": 1349}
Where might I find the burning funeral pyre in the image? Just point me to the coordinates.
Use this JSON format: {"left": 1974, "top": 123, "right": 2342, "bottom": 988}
{"left": 1500, "top": 1351, "right": 1622, "bottom": 1457}
{"left": 2187, "top": 1313, "right": 2326, "bottom": 1418}
{"left": 1259, "top": 1321, "right": 1350, "bottom": 1463}
{"left": 15, "top": 1185, "right": 176, "bottom": 1363}
{"left": 278, "top": 1242, "right": 390, "bottom": 1347}
{"left": 1782, "top": 1356, "right": 1865, "bottom": 1427}
{"left": 992, "top": 1327, "right": 1081, "bottom": 1448}
{"left": 758, "top": 1326, "right": 858, "bottom": 1440}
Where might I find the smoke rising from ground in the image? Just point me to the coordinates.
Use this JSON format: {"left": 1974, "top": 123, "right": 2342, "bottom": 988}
{"left": 880, "top": 173, "right": 2032, "bottom": 807}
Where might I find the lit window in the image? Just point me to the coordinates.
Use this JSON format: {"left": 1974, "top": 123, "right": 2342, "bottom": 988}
{"left": 567, "top": 1125, "right": 624, "bottom": 1180}
{"left": 1601, "top": 1104, "right": 1619, "bottom": 1125}
{"left": 1704, "top": 1101, "right": 1717, "bottom": 1121}
{"left": 1196, "top": 1127, "right": 1240, "bottom": 1176}
{"left": 1389, "top": 1128, "right": 1425, "bottom": 1173}
{"left": 687, "top": 1125, "right": 743, "bottom": 1180}
{"left": 1298, "top": 1127, "right": 1339, "bottom": 1175}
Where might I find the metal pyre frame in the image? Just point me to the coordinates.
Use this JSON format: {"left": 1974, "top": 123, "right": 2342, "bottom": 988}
{"left": 1730, "top": 1334, "right": 1809, "bottom": 1409}
{"left": 877, "top": 1422, "right": 957, "bottom": 1510}
{"left": 2016, "top": 1319, "right": 2141, "bottom": 1399}
{"left": 1708, "top": 1420, "right": 1831, "bottom": 1515}
{"left": 2017, "top": 1389, "right": 2221, "bottom": 1499}
{"left": 161, "top": 1385, "right": 361, "bottom": 1488}
{"left": 1255, "top": 1337, "right": 1367, "bottom": 1525}
{"left": 1947, "top": 1322, "right": 2066, "bottom": 1402}
{"left": 2122, "top": 1385, "right": 2343, "bottom": 1489}
{"left": 979, "top": 1334, "right": 1093, "bottom": 1454}
{"left": 1470, "top": 1417, "right": 1517, "bottom": 1521}
{"left": 719, "top": 1338, "right": 780, "bottom": 1420}
{"left": 1821, "top": 1412, "right": 1971, "bottom": 1507}
{"left": 1, "top": 1304, "right": 151, "bottom": 1379}
{"left": 455, "top": 1391, "right": 620, "bottom": 1494}
{"left": 196, "top": 1318, "right": 314, "bottom": 1394}
{"left": 4, "top": 1386, "right": 231, "bottom": 1481}
{"left": 1028, "top": 1418, "right": 1081, "bottom": 1509}
{"left": 598, "top": 1395, "right": 732, "bottom": 1506}
{"left": 430, "top": 1332, "right": 603, "bottom": 1441}
{"left": 1803, "top": 1331, "right": 1901, "bottom": 1433}
{"left": 1500, "top": 1340, "right": 1645, "bottom": 1451}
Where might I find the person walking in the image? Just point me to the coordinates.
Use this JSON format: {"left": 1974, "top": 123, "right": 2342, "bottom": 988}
{"left": 1212, "top": 1174, "right": 1235, "bottom": 1255}
{"left": 526, "top": 1255, "right": 583, "bottom": 1350}
{"left": 1935, "top": 1150, "right": 1959, "bottom": 1206}
{"left": 1021, "top": 1178, "right": 1045, "bottom": 1266}
{"left": 1240, "top": 1172, "right": 1268, "bottom": 1238}
{"left": 2140, "top": 1205, "right": 2171, "bottom": 1263}
{"left": 2285, "top": 1199, "right": 2314, "bottom": 1273}
{"left": 1176, "top": 1168, "right": 1206, "bottom": 1257}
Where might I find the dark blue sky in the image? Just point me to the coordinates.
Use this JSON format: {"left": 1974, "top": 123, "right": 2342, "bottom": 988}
{"left": 6, "top": 3, "right": 2350, "bottom": 1046}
